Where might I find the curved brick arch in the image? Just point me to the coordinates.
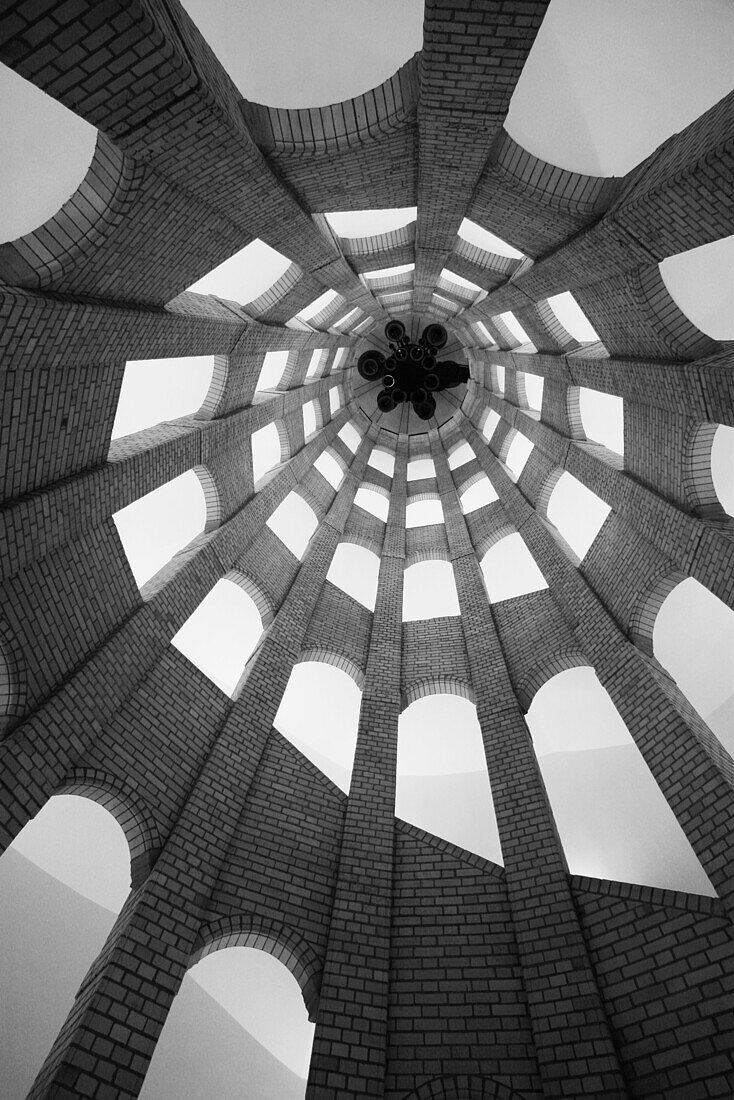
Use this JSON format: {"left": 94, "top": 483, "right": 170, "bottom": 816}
{"left": 681, "top": 420, "right": 728, "bottom": 518}
{"left": 194, "top": 355, "right": 230, "bottom": 420}
{"left": 297, "top": 647, "right": 366, "bottom": 690}
{"left": 565, "top": 386, "right": 589, "bottom": 442}
{"left": 192, "top": 464, "right": 222, "bottom": 532}
{"left": 0, "top": 133, "right": 141, "bottom": 289}
{"left": 402, "top": 1073, "right": 528, "bottom": 1100}
{"left": 473, "top": 523, "right": 517, "bottom": 561}
{"left": 0, "top": 621, "right": 27, "bottom": 737}
{"left": 401, "top": 677, "right": 475, "bottom": 712}
{"left": 57, "top": 768, "right": 162, "bottom": 888}
{"left": 628, "top": 568, "right": 687, "bottom": 656}
{"left": 516, "top": 651, "right": 591, "bottom": 713}
{"left": 192, "top": 914, "right": 322, "bottom": 1020}
{"left": 223, "top": 570, "right": 274, "bottom": 628}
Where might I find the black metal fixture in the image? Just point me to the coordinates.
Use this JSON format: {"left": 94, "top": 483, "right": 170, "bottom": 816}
{"left": 357, "top": 321, "right": 470, "bottom": 421}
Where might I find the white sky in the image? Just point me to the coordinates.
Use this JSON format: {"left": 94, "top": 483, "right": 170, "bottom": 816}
{"left": 458, "top": 219, "right": 524, "bottom": 260}
{"left": 112, "top": 357, "right": 214, "bottom": 439}
{"left": 172, "top": 579, "right": 265, "bottom": 697}
{"left": 325, "top": 208, "right": 416, "bottom": 238}
{"left": 579, "top": 389, "right": 624, "bottom": 454}
{"left": 114, "top": 470, "right": 207, "bottom": 588}
{"left": 186, "top": 240, "right": 292, "bottom": 305}
{"left": 547, "top": 472, "right": 611, "bottom": 560}
{"left": 660, "top": 234, "right": 734, "bottom": 340}
{"left": 460, "top": 477, "right": 498, "bottom": 514}
{"left": 546, "top": 291, "right": 600, "bottom": 343}
{"left": 267, "top": 493, "right": 318, "bottom": 559}
{"left": 521, "top": 371, "right": 544, "bottom": 412}
{"left": 481, "top": 534, "right": 547, "bottom": 603}
{"left": 327, "top": 544, "right": 380, "bottom": 611}
{"left": 403, "top": 561, "right": 460, "bottom": 621}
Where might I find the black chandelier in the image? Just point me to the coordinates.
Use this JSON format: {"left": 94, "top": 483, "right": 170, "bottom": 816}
{"left": 357, "top": 320, "right": 470, "bottom": 420}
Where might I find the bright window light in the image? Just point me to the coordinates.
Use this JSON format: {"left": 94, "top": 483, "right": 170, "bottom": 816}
{"left": 354, "top": 486, "right": 389, "bottom": 522}
{"left": 497, "top": 311, "right": 531, "bottom": 344}
{"left": 660, "top": 235, "right": 734, "bottom": 340}
{"left": 112, "top": 356, "right": 214, "bottom": 439}
{"left": 403, "top": 561, "right": 460, "bottom": 621}
{"left": 546, "top": 291, "right": 600, "bottom": 343}
{"left": 396, "top": 695, "right": 502, "bottom": 863}
{"left": 493, "top": 364, "right": 505, "bottom": 394}
{"left": 475, "top": 321, "right": 497, "bottom": 345}
{"left": 113, "top": 470, "right": 206, "bottom": 589}
{"left": 329, "top": 387, "right": 342, "bottom": 415}
{"left": 274, "top": 663, "right": 361, "bottom": 793}
{"left": 306, "top": 349, "right": 326, "bottom": 378}
{"left": 441, "top": 268, "right": 483, "bottom": 292}
{"left": 332, "top": 347, "right": 349, "bottom": 370}
{"left": 433, "top": 294, "right": 457, "bottom": 309}
{"left": 266, "top": 492, "right": 318, "bottom": 559}
{"left": 172, "top": 578, "right": 264, "bottom": 696}
{"left": 480, "top": 533, "right": 547, "bottom": 602}
{"left": 579, "top": 388, "right": 624, "bottom": 454}
{"left": 522, "top": 372, "right": 544, "bottom": 412}
{"left": 505, "top": 432, "right": 534, "bottom": 480}
{"left": 448, "top": 442, "right": 475, "bottom": 470}
{"left": 406, "top": 499, "right": 444, "bottom": 528}
{"left": 482, "top": 409, "right": 501, "bottom": 442}
{"left": 458, "top": 218, "right": 524, "bottom": 259}
{"left": 295, "top": 289, "right": 339, "bottom": 323}
{"left": 255, "top": 350, "right": 289, "bottom": 391}
{"left": 333, "top": 307, "right": 361, "bottom": 329}
{"left": 364, "top": 264, "right": 415, "bottom": 280}
{"left": 338, "top": 423, "right": 361, "bottom": 453}
{"left": 407, "top": 457, "right": 436, "bottom": 481}
{"left": 251, "top": 422, "right": 282, "bottom": 485}
{"left": 185, "top": 239, "right": 291, "bottom": 305}
{"left": 460, "top": 477, "right": 499, "bottom": 514}
{"left": 548, "top": 473, "right": 611, "bottom": 560}
{"left": 327, "top": 543, "right": 380, "bottom": 611}
{"left": 712, "top": 425, "right": 734, "bottom": 516}
{"left": 324, "top": 206, "right": 417, "bottom": 238}
{"left": 314, "top": 449, "right": 344, "bottom": 490}
{"left": 369, "top": 448, "right": 395, "bottom": 477}
{"left": 302, "top": 400, "right": 318, "bottom": 440}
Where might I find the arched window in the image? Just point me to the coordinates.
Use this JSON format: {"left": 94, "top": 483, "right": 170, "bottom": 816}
{"left": 547, "top": 472, "right": 611, "bottom": 560}
{"left": 368, "top": 448, "right": 395, "bottom": 477}
{"left": 659, "top": 234, "right": 734, "bottom": 340}
{"left": 113, "top": 469, "right": 208, "bottom": 588}
{"left": 338, "top": 423, "right": 361, "bottom": 454}
{"left": 407, "top": 457, "right": 436, "bottom": 481}
{"left": 267, "top": 492, "right": 319, "bottom": 559}
{"left": 251, "top": 422, "right": 283, "bottom": 486}
{"left": 397, "top": 694, "right": 502, "bottom": 863}
{"left": 0, "top": 796, "right": 130, "bottom": 1097}
{"left": 448, "top": 442, "right": 475, "bottom": 470}
{"left": 302, "top": 400, "right": 319, "bottom": 441}
{"left": 172, "top": 576, "right": 267, "bottom": 697}
{"left": 112, "top": 356, "right": 215, "bottom": 439}
{"left": 406, "top": 499, "right": 444, "bottom": 528}
{"left": 185, "top": 239, "right": 291, "bottom": 306}
{"left": 0, "top": 64, "right": 97, "bottom": 243}
{"left": 579, "top": 388, "right": 624, "bottom": 454}
{"left": 354, "top": 486, "right": 389, "bottom": 522}
{"left": 331, "top": 348, "right": 349, "bottom": 371}
{"left": 324, "top": 206, "right": 417, "bottom": 237}
{"left": 255, "top": 350, "right": 289, "bottom": 392}
{"left": 314, "top": 449, "right": 345, "bottom": 490}
{"left": 653, "top": 578, "right": 734, "bottom": 756}
{"left": 403, "top": 561, "right": 460, "bottom": 622}
{"left": 459, "top": 476, "right": 498, "bottom": 514}
{"left": 520, "top": 371, "right": 544, "bottom": 412}
{"left": 545, "top": 291, "right": 600, "bottom": 342}
{"left": 492, "top": 364, "right": 505, "bottom": 394}
{"left": 480, "top": 533, "right": 547, "bottom": 602}
{"left": 458, "top": 218, "right": 524, "bottom": 259}
{"left": 495, "top": 312, "right": 531, "bottom": 346}
{"left": 711, "top": 424, "right": 734, "bottom": 517}
{"left": 327, "top": 544, "right": 381, "bottom": 611}
{"left": 526, "top": 667, "right": 714, "bottom": 894}
{"left": 139, "top": 945, "right": 314, "bottom": 1099}
{"left": 305, "top": 349, "right": 327, "bottom": 379}
{"left": 274, "top": 662, "right": 362, "bottom": 792}
{"left": 292, "top": 288, "right": 340, "bottom": 327}
{"left": 504, "top": 431, "right": 533, "bottom": 480}
{"left": 481, "top": 409, "right": 500, "bottom": 442}
{"left": 328, "top": 386, "right": 342, "bottom": 415}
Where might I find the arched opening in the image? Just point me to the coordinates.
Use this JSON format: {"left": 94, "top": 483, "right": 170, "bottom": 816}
{"left": 256, "top": 350, "right": 290, "bottom": 392}
{"left": 274, "top": 661, "right": 362, "bottom": 792}
{"left": 305, "top": 349, "right": 327, "bottom": 379}
{"left": 397, "top": 694, "right": 502, "bottom": 863}
{"left": 491, "top": 364, "right": 505, "bottom": 395}
{"left": 448, "top": 442, "right": 475, "bottom": 470}
{"left": 331, "top": 348, "right": 349, "bottom": 371}
{"left": 338, "top": 422, "right": 362, "bottom": 454}
{"left": 659, "top": 234, "right": 734, "bottom": 339}
{"left": 545, "top": 291, "right": 600, "bottom": 343}
{"left": 171, "top": 576, "right": 267, "bottom": 697}
{"left": 503, "top": 431, "right": 533, "bottom": 480}
{"left": 519, "top": 371, "right": 544, "bottom": 412}
{"left": 328, "top": 386, "right": 343, "bottom": 415}
{"left": 324, "top": 207, "right": 417, "bottom": 237}
{"left": 481, "top": 408, "right": 501, "bottom": 443}
{"left": 139, "top": 942, "right": 314, "bottom": 1100}
{"left": 479, "top": 533, "right": 547, "bottom": 603}
{"left": 252, "top": 422, "right": 284, "bottom": 486}
{"left": 112, "top": 356, "right": 215, "bottom": 439}
{"left": 327, "top": 544, "right": 381, "bottom": 611}
{"left": 526, "top": 667, "right": 715, "bottom": 894}
{"left": 711, "top": 424, "right": 734, "bottom": 516}
{"left": 267, "top": 492, "right": 319, "bottom": 559}
{"left": 495, "top": 312, "right": 531, "bottom": 346}
{"left": 113, "top": 469, "right": 208, "bottom": 589}
{"left": 0, "top": 63, "right": 97, "bottom": 244}
{"left": 653, "top": 578, "right": 734, "bottom": 755}
{"left": 546, "top": 472, "right": 611, "bottom": 561}
{"left": 185, "top": 238, "right": 291, "bottom": 306}
{"left": 291, "top": 289, "right": 341, "bottom": 328}
{"left": 460, "top": 476, "right": 499, "bottom": 514}
{"left": 0, "top": 795, "right": 130, "bottom": 1098}
{"left": 579, "top": 388, "right": 624, "bottom": 454}
{"left": 302, "top": 400, "right": 320, "bottom": 441}
{"left": 406, "top": 498, "right": 444, "bottom": 528}
{"left": 313, "top": 449, "right": 345, "bottom": 491}
{"left": 458, "top": 219, "right": 524, "bottom": 260}
{"left": 369, "top": 448, "right": 395, "bottom": 477}
{"left": 403, "top": 561, "right": 460, "bottom": 622}
{"left": 407, "top": 457, "right": 436, "bottom": 481}
{"left": 354, "top": 486, "right": 389, "bottom": 522}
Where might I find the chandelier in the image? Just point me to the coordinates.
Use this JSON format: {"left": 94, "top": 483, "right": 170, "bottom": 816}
{"left": 357, "top": 320, "right": 470, "bottom": 420}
